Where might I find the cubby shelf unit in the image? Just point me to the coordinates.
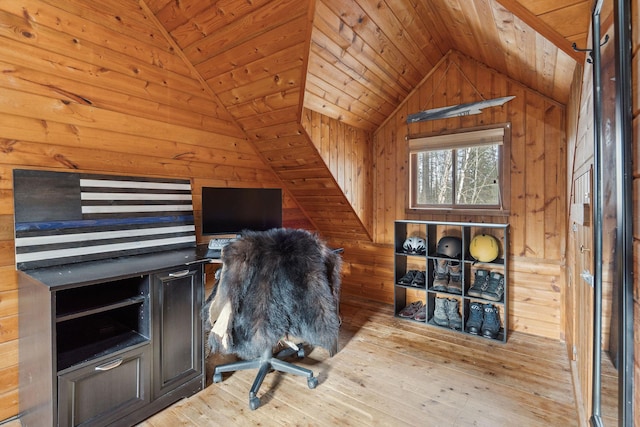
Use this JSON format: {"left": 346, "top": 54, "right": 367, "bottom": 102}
{"left": 394, "top": 220, "right": 510, "bottom": 343}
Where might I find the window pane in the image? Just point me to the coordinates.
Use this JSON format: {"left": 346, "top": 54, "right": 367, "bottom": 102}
{"left": 455, "top": 145, "right": 499, "bottom": 205}
{"left": 416, "top": 150, "right": 452, "bottom": 205}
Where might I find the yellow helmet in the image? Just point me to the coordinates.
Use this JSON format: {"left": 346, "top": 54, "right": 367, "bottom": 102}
{"left": 469, "top": 234, "right": 500, "bottom": 262}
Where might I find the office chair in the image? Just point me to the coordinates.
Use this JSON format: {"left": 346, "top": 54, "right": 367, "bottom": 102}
{"left": 206, "top": 228, "right": 342, "bottom": 410}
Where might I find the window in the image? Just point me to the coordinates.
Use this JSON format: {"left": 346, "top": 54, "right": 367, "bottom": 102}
{"left": 408, "top": 124, "right": 510, "bottom": 212}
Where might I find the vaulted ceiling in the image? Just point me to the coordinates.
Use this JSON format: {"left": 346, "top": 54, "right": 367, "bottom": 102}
{"left": 10, "top": 0, "right": 593, "bottom": 239}
{"left": 144, "top": 0, "right": 592, "bottom": 134}
{"left": 136, "top": 0, "right": 594, "bottom": 239}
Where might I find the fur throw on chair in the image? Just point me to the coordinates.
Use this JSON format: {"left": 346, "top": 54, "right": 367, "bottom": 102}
{"left": 207, "top": 228, "right": 342, "bottom": 360}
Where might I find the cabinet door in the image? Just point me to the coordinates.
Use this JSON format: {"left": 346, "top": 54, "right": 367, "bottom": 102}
{"left": 151, "top": 265, "right": 204, "bottom": 398}
{"left": 57, "top": 344, "right": 151, "bottom": 427}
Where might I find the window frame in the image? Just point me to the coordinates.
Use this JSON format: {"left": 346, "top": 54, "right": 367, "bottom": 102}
{"left": 407, "top": 123, "right": 511, "bottom": 215}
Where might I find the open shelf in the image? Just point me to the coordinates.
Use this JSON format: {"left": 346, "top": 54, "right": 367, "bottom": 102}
{"left": 56, "top": 276, "right": 148, "bottom": 318}
{"left": 394, "top": 220, "right": 509, "bottom": 343}
{"left": 56, "top": 302, "right": 150, "bottom": 371}
{"left": 57, "top": 296, "right": 146, "bottom": 323}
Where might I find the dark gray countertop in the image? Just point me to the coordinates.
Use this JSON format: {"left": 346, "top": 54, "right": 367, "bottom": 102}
{"left": 19, "top": 245, "right": 217, "bottom": 289}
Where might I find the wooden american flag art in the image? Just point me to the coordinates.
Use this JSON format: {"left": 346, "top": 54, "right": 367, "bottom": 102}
{"left": 13, "top": 169, "right": 196, "bottom": 270}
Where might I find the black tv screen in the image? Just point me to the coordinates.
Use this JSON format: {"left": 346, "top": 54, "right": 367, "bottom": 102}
{"left": 201, "top": 187, "right": 282, "bottom": 236}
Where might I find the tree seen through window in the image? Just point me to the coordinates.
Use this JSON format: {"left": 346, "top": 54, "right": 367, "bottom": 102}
{"left": 409, "top": 126, "right": 507, "bottom": 210}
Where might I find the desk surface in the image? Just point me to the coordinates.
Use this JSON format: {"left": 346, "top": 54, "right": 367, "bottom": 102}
{"left": 22, "top": 245, "right": 219, "bottom": 288}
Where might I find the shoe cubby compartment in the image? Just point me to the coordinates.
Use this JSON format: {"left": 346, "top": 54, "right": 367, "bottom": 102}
{"left": 56, "top": 277, "right": 150, "bottom": 371}
{"left": 463, "top": 298, "right": 505, "bottom": 341}
{"left": 394, "top": 220, "right": 509, "bottom": 343}
{"left": 426, "top": 293, "right": 464, "bottom": 331}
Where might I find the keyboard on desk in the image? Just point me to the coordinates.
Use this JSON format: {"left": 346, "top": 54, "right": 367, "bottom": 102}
{"left": 206, "top": 237, "right": 238, "bottom": 258}
{"left": 208, "top": 237, "right": 237, "bottom": 250}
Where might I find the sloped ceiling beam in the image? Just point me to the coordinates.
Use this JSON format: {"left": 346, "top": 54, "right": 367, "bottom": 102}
{"left": 494, "top": 0, "right": 584, "bottom": 62}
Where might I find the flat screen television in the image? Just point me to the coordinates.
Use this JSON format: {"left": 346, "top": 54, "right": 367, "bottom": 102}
{"left": 201, "top": 187, "right": 282, "bottom": 236}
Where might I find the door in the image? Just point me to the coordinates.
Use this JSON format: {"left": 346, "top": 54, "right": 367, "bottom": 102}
{"left": 152, "top": 265, "right": 204, "bottom": 398}
{"left": 569, "top": 168, "right": 594, "bottom": 418}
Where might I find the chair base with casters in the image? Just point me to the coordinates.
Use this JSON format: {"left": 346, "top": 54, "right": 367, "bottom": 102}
{"left": 212, "top": 344, "right": 319, "bottom": 410}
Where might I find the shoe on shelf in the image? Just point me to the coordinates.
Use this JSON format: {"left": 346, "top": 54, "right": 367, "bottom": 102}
{"left": 413, "top": 304, "right": 427, "bottom": 322}
{"left": 481, "top": 271, "right": 505, "bottom": 302}
{"left": 446, "top": 261, "right": 462, "bottom": 294}
{"left": 445, "top": 298, "right": 462, "bottom": 330}
{"left": 432, "top": 259, "right": 449, "bottom": 292}
{"left": 398, "top": 300, "right": 423, "bottom": 318}
{"left": 467, "top": 269, "right": 490, "bottom": 297}
{"left": 481, "top": 304, "right": 501, "bottom": 339}
{"left": 466, "top": 301, "right": 484, "bottom": 334}
{"left": 411, "top": 270, "right": 426, "bottom": 288}
{"left": 433, "top": 297, "right": 449, "bottom": 326}
{"left": 397, "top": 270, "right": 416, "bottom": 286}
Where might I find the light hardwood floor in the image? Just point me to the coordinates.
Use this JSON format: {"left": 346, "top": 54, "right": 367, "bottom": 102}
{"left": 138, "top": 296, "right": 579, "bottom": 426}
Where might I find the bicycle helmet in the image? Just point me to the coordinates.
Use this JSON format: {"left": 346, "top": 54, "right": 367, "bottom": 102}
{"left": 436, "top": 236, "right": 462, "bottom": 258}
{"left": 402, "top": 236, "right": 426, "bottom": 254}
{"left": 469, "top": 234, "right": 500, "bottom": 262}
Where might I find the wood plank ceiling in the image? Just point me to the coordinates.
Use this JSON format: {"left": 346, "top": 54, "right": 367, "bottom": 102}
{"left": 142, "top": 0, "right": 591, "bottom": 238}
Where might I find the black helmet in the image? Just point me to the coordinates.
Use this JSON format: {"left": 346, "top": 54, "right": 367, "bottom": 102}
{"left": 436, "top": 236, "right": 462, "bottom": 258}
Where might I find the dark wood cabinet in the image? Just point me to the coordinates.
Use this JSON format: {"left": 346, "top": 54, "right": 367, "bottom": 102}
{"left": 151, "top": 266, "right": 203, "bottom": 399}
{"left": 13, "top": 170, "right": 210, "bottom": 426}
{"left": 18, "top": 251, "right": 207, "bottom": 427}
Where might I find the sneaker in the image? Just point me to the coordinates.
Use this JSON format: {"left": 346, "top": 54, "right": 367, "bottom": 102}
{"left": 445, "top": 298, "right": 462, "bottom": 330}
{"left": 411, "top": 270, "right": 426, "bottom": 288}
{"left": 446, "top": 261, "right": 462, "bottom": 294}
{"left": 433, "top": 297, "right": 449, "bottom": 326}
{"left": 398, "top": 300, "right": 423, "bottom": 318}
{"left": 467, "top": 269, "right": 490, "bottom": 297}
{"left": 432, "top": 259, "right": 449, "bottom": 291}
{"left": 413, "top": 304, "right": 426, "bottom": 322}
{"left": 481, "top": 271, "right": 505, "bottom": 302}
{"left": 397, "top": 270, "right": 416, "bottom": 286}
{"left": 481, "top": 304, "right": 501, "bottom": 339}
{"left": 466, "top": 301, "right": 483, "bottom": 334}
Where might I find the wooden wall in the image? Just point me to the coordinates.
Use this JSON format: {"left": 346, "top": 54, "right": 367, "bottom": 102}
{"left": 565, "top": 32, "right": 594, "bottom": 423}
{"left": 371, "top": 50, "right": 567, "bottom": 339}
{"left": 301, "top": 108, "right": 373, "bottom": 233}
{"left": 145, "top": 0, "right": 373, "bottom": 243}
{"left": 0, "top": 1, "right": 313, "bottom": 420}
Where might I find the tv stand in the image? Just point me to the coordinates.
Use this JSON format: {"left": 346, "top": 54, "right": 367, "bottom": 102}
{"left": 13, "top": 170, "right": 209, "bottom": 426}
{"left": 18, "top": 249, "right": 208, "bottom": 426}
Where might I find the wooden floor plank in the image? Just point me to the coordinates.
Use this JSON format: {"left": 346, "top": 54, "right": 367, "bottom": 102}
{"left": 138, "top": 296, "right": 579, "bottom": 426}
{"left": 339, "top": 301, "right": 576, "bottom": 404}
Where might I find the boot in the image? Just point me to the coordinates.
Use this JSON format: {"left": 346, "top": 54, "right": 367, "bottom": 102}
{"left": 468, "top": 269, "right": 490, "bottom": 298}
{"left": 481, "top": 271, "right": 505, "bottom": 302}
{"left": 433, "top": 297, "right": 449, "bottom": 326}
{"left": 446, "top": 298, "right": 462, "bottom": 330}
{"left": 481, "top": 304, "right": 501, "bottom": 339}
{"left": 432, "top": 259, "right": 449, "bottom": 292}
{"left": 466, "top": 301, "right": 483, "bottom": 334}
{"left": 446, "top": 261, "right": 462, "bottom": 294}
